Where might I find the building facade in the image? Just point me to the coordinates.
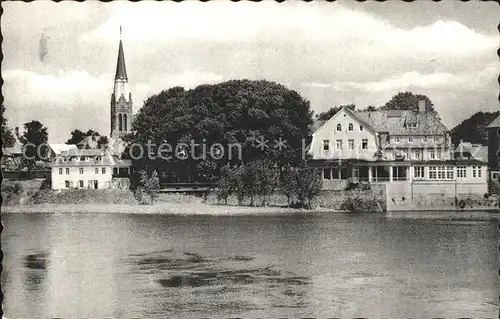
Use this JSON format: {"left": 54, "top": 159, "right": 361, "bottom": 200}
{"left": 50, "top": 149, "right": 131, "bottom": 190}
{"left": 110, "top": 27, "right": 133, "bottom": 140}
{"left": 307, "top": 101, "right": 488, "bottom": 197}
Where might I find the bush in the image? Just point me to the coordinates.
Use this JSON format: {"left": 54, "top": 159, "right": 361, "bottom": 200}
{"left": 341, "top": 196, "right": 381, "bottom": 213}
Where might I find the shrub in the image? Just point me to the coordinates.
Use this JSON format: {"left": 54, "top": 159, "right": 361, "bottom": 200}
{"left": 341, "top": 196, "right": 380, "bottom": 213}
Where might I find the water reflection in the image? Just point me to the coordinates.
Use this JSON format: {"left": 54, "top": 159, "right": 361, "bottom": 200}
{"left": 2, "top": 211, "right": 499, "bottom": 318}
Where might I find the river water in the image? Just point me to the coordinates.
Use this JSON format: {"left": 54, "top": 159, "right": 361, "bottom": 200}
{"left": 2, "top": 211, "right": 499, "bottom": 318}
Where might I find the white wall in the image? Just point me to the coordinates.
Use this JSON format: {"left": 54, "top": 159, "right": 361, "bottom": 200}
{"left": 310, "top": 109, "right": 378, "bottom": 160}
{"left": 51, "top": 165, "right": 114, "bottom": 190}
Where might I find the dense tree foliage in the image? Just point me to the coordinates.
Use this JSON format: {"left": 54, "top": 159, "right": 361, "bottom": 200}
{"left": 1, "top": 104, "right": 16, "bottom": 148}
{"left": 66, "top": 129, "right": 100, "bottom": 145}
{"left": 130, "top": 79, "right": 313, "bottom": 182}
{"left": 20, "top": 120, "right": 49, "bottom": 170}
{"left": 134, "top": 169, "right": 160, "bottom": 204}
{"left": 380, "top": 92, "right": 440, "bottom": 119}
{"left": 451, "top": 111, "right": 500, "bottom": 146}
{"left": 315, "top": 104, "right": 356, "bottom": 121}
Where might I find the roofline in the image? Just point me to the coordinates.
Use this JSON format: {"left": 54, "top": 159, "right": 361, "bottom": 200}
{"left": 312, "top": 106, "right": 378, "bottom": 136}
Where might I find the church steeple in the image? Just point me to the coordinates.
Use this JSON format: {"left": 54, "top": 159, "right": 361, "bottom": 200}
{"left": 110, "top": 26, "right": 133, "bottom": 139}
{"left": 115, "top": 26, "right": 128, "bottom": 80}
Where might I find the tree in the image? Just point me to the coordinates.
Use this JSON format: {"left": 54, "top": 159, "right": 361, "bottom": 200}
{"left": 97, "top": 136, "right": 109, "bottom": 149}
{"left": 451, "top": 111, "right": 500, "bottom": 147}
{"left": 135, "top": 169, "right": 160, "bottom": 204}
{"left": 315, "top": 104, "right": 356, "bottom": 121}
{"left": 66, "top": 129, "right": 100, "bottom": 145}
{"left": 280, "top": 165, "right": 299, "bottom": 207}
{"left": 381, "top": 92, "right": 440, "bottom": 119}
{"left": 19, "top": 120, "right": 49, "bottom": 171}
{"left": 129, "top": 80, "right": 314, "bottom": 183}
{"left": 295, "top": 165, "right": 323, "bottom": 209}
{"left": 363, "top": 105, "right": 378, "bottom": 111}
{"left": 1, "top": 104, "right": 16, "bottom": 148}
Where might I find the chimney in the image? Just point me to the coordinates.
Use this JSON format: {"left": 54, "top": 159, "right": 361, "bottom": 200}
{"left": 418, "top": 99, "right": 426, "bottom": 113}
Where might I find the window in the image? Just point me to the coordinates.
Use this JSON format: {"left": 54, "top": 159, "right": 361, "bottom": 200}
{"left": 473, "top": 166, "right": 477, "bottom": 178}
{"left": 336, "top": 139, "right": 342, "bottom": 150}
{"left": 102, "top": 168, "right": 106, "bottom": 174}
{"left": 394, "top": 136, "right": 400, "bottom": 143}
{"left": 361, "top": 139, "right": 368, "bottom": 150}
{"left": 408, "top": 123, "right": 417, "bottom": 129}
{"left": 95, "top": 168, "right": 99, "bottom": 174}
{"left": 429, "top": 166, "right": 437, "bottom": 179}
{"left": 59, "top": 168, "right": 63, "bottom": 175}
{"left": 414, "top": 166, "right": 425, "bottom": 179}
{"left": 79, "top": 168, "right": 84, "bottom": 174}
{"left": 436, "top": 149, "right": 442, "bottom": 160}
{"left": 408, "top": 136, "right": 413, "bottom": 143}
{"left": 79, "top": 180, "right": 84, "bottom": 188}
{"left": 65, "top": 180, "right": 70, "bottom": 188}
{"left": 433, "top": 136, "right": 438, "bottom": 142}
{"left": 66, "top": 168, "right": 70, "bottom": 175}
{"left": 457, "top": 166, "right": 466, "bottom": 178}
{"left": 423, "top": 136, "right": 427, "bottom": 142}
{"left": 323, "top": 140, "right": 330, "bottom": 151}
{"left": 428, "top": 149, "right": 436, "bottom": 160}
{"left": 437, "top": 167, "right": 445, "bottom": 179}
{"left": 323, "top": 168, "right": 331, "bottom": 180}
{"left": 447, "top": 167, "right": 454, "bottom": 179}
{"left": 413, "top": 149, "right": 422, "bottom": 160}
{"left": 348, "top": 139, "right": 354, "bottom": 150}
{"left": 348, "top": 123, "right": 353, "bottom": 131}
{"left": 336, "top": 124, "right": 342, "bottom": 131}
{"left": 478, "top": 166, "right": 482, "bottom": 178}
{"left": 360, "top": 125, "right": 363, "bottom": 131}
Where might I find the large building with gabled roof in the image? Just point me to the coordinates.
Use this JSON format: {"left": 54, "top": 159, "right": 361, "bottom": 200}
{"left": 307, "top": 100, "right": 488, "bottom": 204}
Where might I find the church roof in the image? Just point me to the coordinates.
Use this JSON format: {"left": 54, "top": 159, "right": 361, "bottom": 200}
{"left": 115, "top": 39, "right": 128, "bottom": 80}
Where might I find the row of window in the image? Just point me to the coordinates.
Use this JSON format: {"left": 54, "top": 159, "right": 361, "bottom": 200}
{"left": 335, "top": 123, "right": 363, "bottom": 132}
{"left": 323, "top": 139, "right": 368, "bottom": 151}
{"left": 391, "top": 136, "right": 440, "bottom": 143}
{"left": 64, "top": 180, "right": 100, "bottom": 189}
{"left": 415, "top": 166, "right": 482, "bottom": 179}
{"left": 59, "top": 167, "right": 107, "bottom": 175}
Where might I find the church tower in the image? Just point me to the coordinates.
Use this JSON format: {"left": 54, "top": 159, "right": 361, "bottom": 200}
{"left": 110, "top": 26, "right": 132, "bottom": 139}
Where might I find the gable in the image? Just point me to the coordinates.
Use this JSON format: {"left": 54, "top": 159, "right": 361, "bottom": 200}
{"left": 313, "top": 107, "right": 376, "bottom": 136}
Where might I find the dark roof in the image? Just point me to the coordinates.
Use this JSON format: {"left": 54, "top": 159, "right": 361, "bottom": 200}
{"left": 115, "top": 40, "right": 128, "bottom": 80}
{"left": 311, "top": 120, "right": 326, "bottom": 133}
{"left": 356, "top": 110, "right": 449, "bottom": 135}
{"left": 487, "top": 114, "right": 500, "bottom": 128}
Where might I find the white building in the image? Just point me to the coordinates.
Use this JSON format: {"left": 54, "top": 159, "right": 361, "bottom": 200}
{"left": 307, "top": 101, "right": 489, "bottom": 197}
{"left": 50, "top": 148, "right": 131, "bottom": 190}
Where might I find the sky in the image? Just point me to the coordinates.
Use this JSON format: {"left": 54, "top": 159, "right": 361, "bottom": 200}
{"left": 2, "top": 1, "right": 499, "bottom": 142}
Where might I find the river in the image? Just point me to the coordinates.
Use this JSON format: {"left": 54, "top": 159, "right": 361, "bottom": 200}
{"left": 2, "top": 211, "right": 499, "bottom": 318}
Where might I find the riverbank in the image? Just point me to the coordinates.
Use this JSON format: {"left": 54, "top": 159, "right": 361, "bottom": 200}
{"left": 1, "top": 202, "right": 333, "bottom": 215}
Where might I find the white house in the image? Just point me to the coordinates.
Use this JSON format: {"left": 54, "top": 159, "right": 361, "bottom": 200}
{"left": 50, "top": 148, "right": 131, "bottom": 190}
{"left": 307, "top": 101, "right": 489, "bottom": 197}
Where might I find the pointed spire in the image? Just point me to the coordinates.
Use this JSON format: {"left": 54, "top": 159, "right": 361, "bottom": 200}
{"left": 115, "top": 26, "right": 128, "bottom": 80}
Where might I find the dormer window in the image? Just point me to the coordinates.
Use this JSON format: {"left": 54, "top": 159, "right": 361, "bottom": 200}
{"left": 360, "top": 125, "right": 363, "bottom": 131}
{"left": 394, "top": 136, "right": 400, "bottom": 143}
{"left": 336, "top": 124, "right": 342, "bottom": 132}
{"left": 433, "top": 136, "right": 438, "bottom": 142}
{"left": 348, "top": 123, "right": 353, "bottom": 131}
{"left": 408, "top": 136, "right": 413, "bottom": 143}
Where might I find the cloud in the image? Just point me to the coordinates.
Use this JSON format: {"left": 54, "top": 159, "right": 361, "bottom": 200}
{"left": 302, "top": 63, "right": 499, "bottom": 93}
{"left": 2, "top": 68, "right": 224, "bottom": 142}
